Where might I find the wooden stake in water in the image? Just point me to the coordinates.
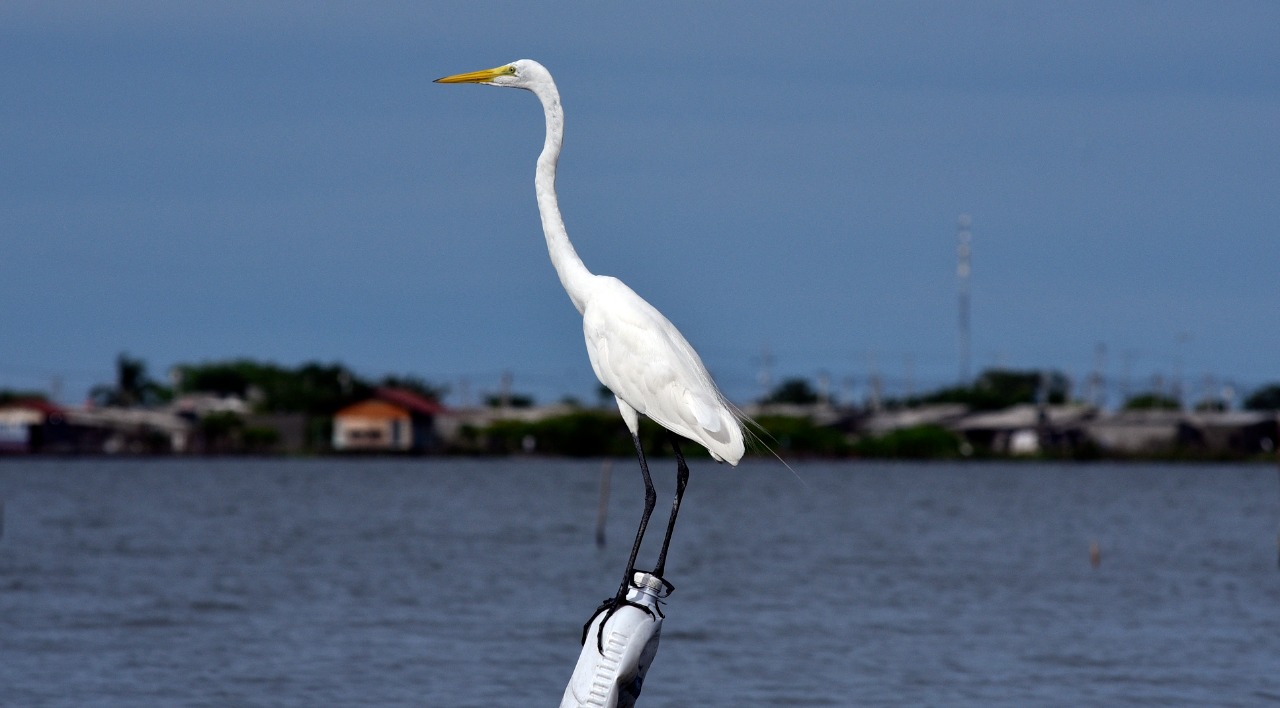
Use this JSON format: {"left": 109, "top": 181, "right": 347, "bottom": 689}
{"left": 595, "top": 461, "right": 612, "bottom": 549}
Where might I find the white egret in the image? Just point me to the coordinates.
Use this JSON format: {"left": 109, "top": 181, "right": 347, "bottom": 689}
{"left": 436, "top": 60, "right": 746, "bottom": 639}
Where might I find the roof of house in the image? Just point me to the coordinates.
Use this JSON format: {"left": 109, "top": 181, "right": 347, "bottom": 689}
{"left": 1086, "top": 409, "right": 1185, "bottom": 428}
{"left": 66, "top": 407, "right": 191, "bottom": 433}
{"left": 169, "top": 393, "right": 250, "bottom": 416}
{"left": 1186, "top": 410, "right": 1277, "bottom": 428}
{"left": 0, "top": 398, "right": 65, "bottom": 417}
{"left": 375, "top": 387, "right": 444, "bottom": 416}
{"left": 952, "top": 404, "right": 1096, "bottom": 431}
{"left": 861, "top": 404, "right": 969, "bottom": 435}
{"left": 335, "top": 399, "right": 411, "bottom": 421}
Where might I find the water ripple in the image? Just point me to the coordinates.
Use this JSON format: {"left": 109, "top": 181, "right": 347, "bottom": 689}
{"left": 0, "top": 459, "right": 1277, "bottom": 706}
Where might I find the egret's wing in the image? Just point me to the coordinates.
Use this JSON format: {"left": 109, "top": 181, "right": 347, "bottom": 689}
{"left": 583, "top": 278, "right": 743, "bottom": 463}
{"left": 683, "top": 388, "right": 722, "bottom": 433}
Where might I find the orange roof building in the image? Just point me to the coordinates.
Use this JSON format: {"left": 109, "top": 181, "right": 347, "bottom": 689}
{"left": 331, "top": 389, "right": 443, "bottom": 453}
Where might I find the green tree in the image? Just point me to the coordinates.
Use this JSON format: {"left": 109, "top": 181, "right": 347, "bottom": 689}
{"left": 90, "top": 353, "right": 170, "bottom": 407}
{"left": 1244, "top": 383, "right": 1280, "bottom": 411}
{"left": 175, "top": 361, "right": 254, "bottom": 397}
{"left": 916, "top": 368, "right": 1068, "bottom": 411}
{"left": 753, "top": 414, "right": 849, "bottom": 456}
{"left": 763, "top": 378, "right": 820, "bottom": 405}
{"left": 199, "top": 411, "right": 244, "bottom": 453}
{"left": 377, "top": 374, "right": 446, "bottom": 402}
{"left": 484, "top": 392, "right": 535, "bottom": 408}
{"left": 852, "top": 425, "right": 963, "bottom": 459}
{"left": 0, "top": 390, "right": 47, "bottom": 405}
{"left": 479, "top": 411, "right": 636, "bottom": 457}
{"left": 1193, "top": 398, "right": 1226, "bottom": 413}
{"left": 175, "top": 359, "right": 379, "bottom": 415}
{"left": 1123, "top": 392, "right": 1180, "bottom": 411}
{"left": 196, "top": 411, "right": 282, "bottom": 454}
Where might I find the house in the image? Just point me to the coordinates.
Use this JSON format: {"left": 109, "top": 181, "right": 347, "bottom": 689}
{"left": 168, "top": 394, "right": 308, "bottom": 454}
{"left": 1082, "top": 409, "right": 1278, "bottom": 457}
{"left": 0, "top": 399, "right": 61, "bottom": 453}
{"left": 951, "top": 404, "right": 1097, "bottom": 455}
{"left": 66, "top": 406, "right": 193, "bottom": 454}
{"left": 0, "top": 399, "right": 192, "bottom": 454}
{"left": 857, "top": 404, "right": 969, "bottom": 437}
{"left": 1180, "top": 411, "right": 1278, "bottom": 456}
{"left": 1083, "top": 410, "right": 1186, "bottom": 455}
{"left": 332, "top": 388, "right": 444, "bottom": 453}
{"left": 743, "top": 401, "right": 843, "bottom": 426}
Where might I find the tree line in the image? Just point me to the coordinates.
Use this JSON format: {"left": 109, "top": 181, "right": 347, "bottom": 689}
{"left": 3, "top": 355, "right": 1278, "bottom": 459}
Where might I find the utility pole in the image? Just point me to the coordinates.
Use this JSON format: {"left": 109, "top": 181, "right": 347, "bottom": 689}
{"left": 1120, "top": 349, "right": 1137, "bottom": 404}
{"left": 866, "top": 351, "right": 883, "bottom": 412}
{"left": 756, "top": 344, "right": 774, "bottom": 402}
{"left": 956, "top": 214, "right": 973, "bottom": 385}
{"left": 1088, "top": 343, "right": 1107, "bottom": 409}
{"left": 1174, "top": 332, "right": 1192, "bottom": 411}
{"left": 499, "top": 370, "right": 513, "bottom": 409}
{"left": 816, "top": 370, "right": 831, "bottom": 406}
{"left": 457, "top": 377, "right": 471, "bottom": 408}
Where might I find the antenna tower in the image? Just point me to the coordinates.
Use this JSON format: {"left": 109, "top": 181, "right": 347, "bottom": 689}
{"left": 956, "top": 214, "right": 973, "bottom": 384}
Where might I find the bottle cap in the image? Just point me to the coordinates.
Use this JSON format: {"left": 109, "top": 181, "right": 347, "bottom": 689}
{"left": 631, "top": 571, "right": 674, "bottom": 598}
{"left": 632, "top": 572, "right": 663, "bottom": 591}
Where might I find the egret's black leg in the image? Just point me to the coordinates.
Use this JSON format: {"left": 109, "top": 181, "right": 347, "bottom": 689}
{"left": 652, "top": 434, "right": 690, "bottom": 578}
{"left": 584, "top": 432, "right": 658, "bottom": 651}
{"left": 616, "top": 432, "right": 657, "bottom": 600}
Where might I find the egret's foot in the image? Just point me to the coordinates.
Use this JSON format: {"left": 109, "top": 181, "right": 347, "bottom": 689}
{"left": 582, "top": 595, "right": 656, "bottom": 653}
{"left": 581, "top": 573, "right": 674, "bottom": 653}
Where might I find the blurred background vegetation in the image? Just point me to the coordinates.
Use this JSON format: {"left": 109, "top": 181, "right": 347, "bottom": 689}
{"left": 4, "top": 353, "right": 1280, "bottom": 460}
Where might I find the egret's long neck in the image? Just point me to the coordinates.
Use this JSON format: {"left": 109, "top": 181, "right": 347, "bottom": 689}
{"left": 533, "top": 83, "right": 594, "bottom": 314}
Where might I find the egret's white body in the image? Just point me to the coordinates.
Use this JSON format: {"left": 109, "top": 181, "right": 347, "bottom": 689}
{"left": 439, "top": 59, "right": 745, "bottom": 465}
{"left": 437, "top": 60, "right": 744, "bottom": 636}
{"left": 581, "top": 276, "right": 744, "bottom": 463}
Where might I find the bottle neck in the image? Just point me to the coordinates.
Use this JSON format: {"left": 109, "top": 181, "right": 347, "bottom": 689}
{"left": 627, "top": 572, "right": 671, "bottom": 610}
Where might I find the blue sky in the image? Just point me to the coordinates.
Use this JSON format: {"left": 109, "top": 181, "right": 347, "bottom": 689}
{"left": 3, "top": 2, "right": 1278, "bottom": 408}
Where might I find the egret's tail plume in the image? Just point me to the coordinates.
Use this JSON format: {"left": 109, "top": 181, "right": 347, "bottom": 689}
{"left": 727, "top": 403, "right": 807, "bottom": 488}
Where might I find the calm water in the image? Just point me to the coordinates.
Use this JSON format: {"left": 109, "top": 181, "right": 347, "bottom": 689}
{"left": 1, "top": 458, "right": 1278, "bottom": 706}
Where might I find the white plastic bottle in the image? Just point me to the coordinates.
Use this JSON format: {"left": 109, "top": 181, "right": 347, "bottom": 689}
{"left": 560, "top": 572, "right": 667, "bottom": 708}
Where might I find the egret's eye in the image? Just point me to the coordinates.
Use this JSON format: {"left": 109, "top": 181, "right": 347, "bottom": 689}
{"left": 505, "top": 65, "right": 518, "bottom": 76}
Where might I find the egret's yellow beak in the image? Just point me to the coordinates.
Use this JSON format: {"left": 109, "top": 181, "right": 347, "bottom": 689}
{"left": 434, "top": 64, "right": 514, "bottom": 84}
